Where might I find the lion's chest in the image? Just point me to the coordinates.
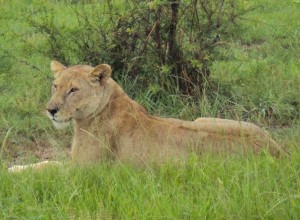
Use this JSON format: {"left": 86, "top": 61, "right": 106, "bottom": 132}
{"left": 71, "top": 120, "right": 115, "bottom": 164}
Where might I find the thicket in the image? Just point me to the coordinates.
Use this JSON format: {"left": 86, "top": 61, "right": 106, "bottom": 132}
{"left": 29, "top": 0, "right": 248, "bottom": 96}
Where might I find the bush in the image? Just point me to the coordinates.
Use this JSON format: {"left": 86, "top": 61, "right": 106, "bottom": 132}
{"left": 27, "top": 0, "right": 249, "bottom": 96}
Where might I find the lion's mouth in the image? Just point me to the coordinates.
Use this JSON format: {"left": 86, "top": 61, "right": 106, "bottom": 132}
{"left": 52, "top": 118, "right": 72, "bottom": 123}
{"left": 50, "top": 118, "right": 72, "bottom": 130}
{"left": 46, "top": 111, "right": 72, "bottom": 123}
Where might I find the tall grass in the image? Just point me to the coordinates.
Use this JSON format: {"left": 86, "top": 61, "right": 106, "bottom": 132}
{"left": 1, "top": 154, "right": 300, "bottom": 219}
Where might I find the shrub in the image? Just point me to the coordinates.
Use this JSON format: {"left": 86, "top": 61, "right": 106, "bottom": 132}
{"left": 27, "top": 0, "right": 249, "bottom": 96}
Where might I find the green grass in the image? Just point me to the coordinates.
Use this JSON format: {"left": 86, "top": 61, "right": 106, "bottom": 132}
{"left": 211, "top": 0, "right": 300, "bottom": 125}
{"left": 1, "top": 154, "right": 300, "bottom": 219}
{"left": 0, "top": 0, "right": 300, "bottom": 219}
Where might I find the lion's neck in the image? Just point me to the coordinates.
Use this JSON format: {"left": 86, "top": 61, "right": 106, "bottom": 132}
{"left": 71, "top": 79, "right": 130, "bottom": 164}
{"left": 91, "top": 80, "right": 124, "bottom": 121}
{"left": 74, "top": 79, "right": 124, "bottom": 128}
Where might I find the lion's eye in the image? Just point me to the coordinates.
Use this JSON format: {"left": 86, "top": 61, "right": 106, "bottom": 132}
{"left": 68, "top": 88, "right": 79, "bottom": 94}
{"left": 53, "top": 84, "right": 57, "bottom": 89}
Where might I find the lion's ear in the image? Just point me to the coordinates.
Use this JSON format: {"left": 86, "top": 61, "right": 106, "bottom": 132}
{"left": 51, "top": 60, "right": 66, "bottom": 78}
{"left": 90, "top": 64, "right": 112, "bottom": 83}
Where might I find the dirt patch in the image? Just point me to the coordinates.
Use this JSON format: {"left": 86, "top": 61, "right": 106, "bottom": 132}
{"left": 3, "top": 140, "right": 71, "bottom": 166}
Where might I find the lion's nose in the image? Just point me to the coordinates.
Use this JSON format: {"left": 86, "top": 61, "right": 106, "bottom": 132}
{"left": 47, "top": 107, "right": 59, "bottom": 116}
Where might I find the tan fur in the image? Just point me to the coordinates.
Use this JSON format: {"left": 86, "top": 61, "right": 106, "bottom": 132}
{"left": 41, "top": 61, "right": 288, "bottom": 166}
{"left": 8, "top": 61, "right": 287, "bottom": 172}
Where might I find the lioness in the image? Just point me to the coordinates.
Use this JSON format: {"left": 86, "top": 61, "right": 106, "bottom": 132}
{"left": 42, "top": 60, "right": 286, "bottom": 166}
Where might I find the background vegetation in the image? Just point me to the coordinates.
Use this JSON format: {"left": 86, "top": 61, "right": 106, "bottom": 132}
{"left": 0, "top": 0, "right": 300, "bottom": 218}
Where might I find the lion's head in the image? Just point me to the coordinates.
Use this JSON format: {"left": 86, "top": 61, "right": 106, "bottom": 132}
{"left": 46, "top": 61, "right": 112, "bottom": 129}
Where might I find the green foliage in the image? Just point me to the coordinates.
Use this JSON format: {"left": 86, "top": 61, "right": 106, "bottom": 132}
{"left": 23, "top": 0, "right": 249, "bottom": 96}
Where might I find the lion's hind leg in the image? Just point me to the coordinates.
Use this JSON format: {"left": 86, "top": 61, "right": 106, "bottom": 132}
{"left": 194, "top": 117, "right": 288, "bottom": 157}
